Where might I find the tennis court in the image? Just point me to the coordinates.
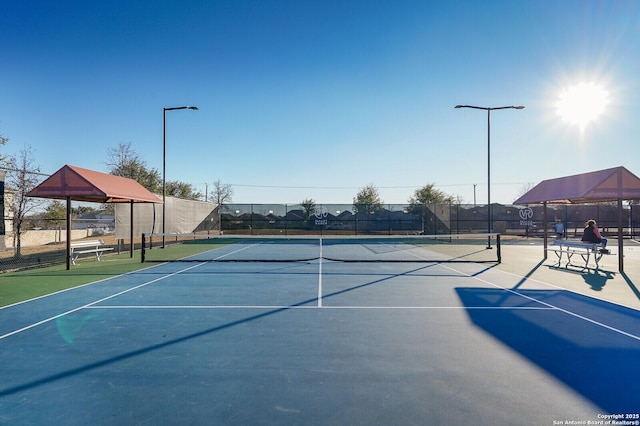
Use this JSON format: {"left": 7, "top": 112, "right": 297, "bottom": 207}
{"left": 1, "top": 236, "right": 639, "bottom": 425}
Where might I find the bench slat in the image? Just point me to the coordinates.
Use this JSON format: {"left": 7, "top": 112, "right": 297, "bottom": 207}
{"left": 549, "top": 240, "right": 607, "bottom": 270}
{"left": 71, "top": 240, "right": 104, "bottom": 247}
{"left": 75, "top": 248, "right": 113, "bottom": 255}
{"left": 70, "top": 240, "right": 112, "bottom": 265}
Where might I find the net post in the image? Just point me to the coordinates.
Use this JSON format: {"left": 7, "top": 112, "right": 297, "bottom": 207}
{"left": 496, "top": 234, "right": 501, "bottom": 263}
{"left": 141, "top": 233, "right": 146, "bottom": 263}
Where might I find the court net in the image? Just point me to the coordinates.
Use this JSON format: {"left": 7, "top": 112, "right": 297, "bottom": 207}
{"left": 141, "top": 233, "right": 501, "bottom": 263}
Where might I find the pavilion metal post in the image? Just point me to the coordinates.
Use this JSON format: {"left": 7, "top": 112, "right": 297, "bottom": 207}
{"left": 130, "top": 201, "right": 135, "bottom": 258}
{"left": 618, "top": 197, "right": 623, "bottom": 272}
{"left": 66, "top": 196, "right": 71, "bottom": 270}
{"left": 618, "top": 169, "right": 624, "bottom": 272}
{"left": 543, "top": 202, "right": 548, "bottom": 259}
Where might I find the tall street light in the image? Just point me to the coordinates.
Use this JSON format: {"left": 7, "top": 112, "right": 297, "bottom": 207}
{"left": 163, "top": 106, "right": 198, "bottom": 247}
{"left": 455, "top": 104, "right": 524, "bottom": 248}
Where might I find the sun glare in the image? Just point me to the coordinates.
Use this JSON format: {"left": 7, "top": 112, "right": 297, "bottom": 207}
{"left": 556, "top": 82, "right": 609, "bottom": 131}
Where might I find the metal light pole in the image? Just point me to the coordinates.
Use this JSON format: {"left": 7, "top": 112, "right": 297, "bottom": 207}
{"left": 455, "top": 105, "right": 524, "bottom": 248}
{"left": 163, "top": 106, "right": 198, "bottom": 247}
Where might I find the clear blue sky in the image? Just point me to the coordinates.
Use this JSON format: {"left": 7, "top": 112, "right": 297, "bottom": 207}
{"left": 2, "top": 0, "right": 639, "bottom": 205}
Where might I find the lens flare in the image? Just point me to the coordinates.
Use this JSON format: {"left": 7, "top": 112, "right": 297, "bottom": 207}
{"left": 556, "top": 82, "right": 609, "bottom": 131}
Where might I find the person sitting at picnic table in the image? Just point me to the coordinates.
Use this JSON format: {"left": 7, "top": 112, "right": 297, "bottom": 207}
{"left": 581, "top": 219, "right": 609, "bottom": 253}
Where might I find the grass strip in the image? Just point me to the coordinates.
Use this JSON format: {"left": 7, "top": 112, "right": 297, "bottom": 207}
{"left": 0, "top": 252, "right": 151, "bottom": 307}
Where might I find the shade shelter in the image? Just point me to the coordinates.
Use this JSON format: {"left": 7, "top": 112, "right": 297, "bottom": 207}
{"left": 27, "top": 165, "right": 162, "bottom": 269}
{"left": 514, "top": 166, "right": 640, "bottom": 271}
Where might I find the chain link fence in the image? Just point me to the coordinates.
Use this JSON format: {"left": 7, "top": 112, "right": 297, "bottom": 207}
{"left": 2, "top": 200, "right": 639, "bottom": 273}
{"left": 0, "top": 216, "right": 118, "bottom": 273}
{"left": 216, "top": 203, "right": 640, "bottom": 238}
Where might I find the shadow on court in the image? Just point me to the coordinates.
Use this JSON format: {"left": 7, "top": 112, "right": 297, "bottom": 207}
{"left": 621, "top": 271, "right": 640, "bottom": 302}
{"left": 0, "top": 263, "right": 436, "bottom": 399}
{"left": 0, "top": 305, "right": 297, "bottom": 399}
{"left": 456, "top": 287, "right": 640, "bottom": 414}
{"left": 4, "top": 258, "right": 639, "bottom": 424}
{"left": 544, "top": 263, "right": 618, "bottom": 292}
{"left": 582, "top": 269, "right": 616, "bottom": 291}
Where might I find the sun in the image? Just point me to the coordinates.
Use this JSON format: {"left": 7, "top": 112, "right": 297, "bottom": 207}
{"left": 556, "top": 82, "right": 609, "bottom": 131}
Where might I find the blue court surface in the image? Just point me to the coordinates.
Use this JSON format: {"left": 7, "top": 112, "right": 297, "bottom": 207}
{"left": 1, "top": 258, "right": 639, "bottom": 425}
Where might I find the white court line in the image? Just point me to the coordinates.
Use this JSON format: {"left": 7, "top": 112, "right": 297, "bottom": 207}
{"left": 0, "top": 262, "right": 167, "bottom": 310}
{"left": 318, "top": 238, "right": 323, "bottom": 307}
{"left": 5, "top": 256, "right": 636, "bottom": 343}
{"left": 439, "top": 263, "right": 640, "bottom": 342}
{"left": 494, "top": 267, "right": 640, "bottom": 312}
{"left": 211, "top": 242, "right": 261, "bottom": 260}
{"left": 0, "top": 262, "right": 206, "bottom": 340}
{"left": 87, "top": 305, "right": 553, "bottom": 310}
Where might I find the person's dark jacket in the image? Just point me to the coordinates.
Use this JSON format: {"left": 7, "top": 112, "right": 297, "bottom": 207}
{"left": 581, "top": 226, "right": 601, "bottom": 243}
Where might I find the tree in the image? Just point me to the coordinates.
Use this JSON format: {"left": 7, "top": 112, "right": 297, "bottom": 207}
{"left": 209, "top": 180, "right": 234, "bottom": 234}
{"left": 42, "top": 200, "right": 67, "bottom": 228}
{"left": 106, "top": 142, "right": 202, "bottom": 200}
{"left": 516, "top": 182, "right": 536, "bottom": 201}
{"left": 72, "top": 205, "right": 97, "bottom": 216}
{"left": 409, "top": 184, "right": 453, "bottom": 205}
{"left": 300, "top": 198, "right": 316, "bottom": 219}
{"left": 210, "top": 180, "right": 234, "bottom": 205}
{"left": 32, "top": 202, "right": 97, "bottom": 230}
{"left": 7, "top": 146, "right": 45, "bottom": 256}
{"left": 353, "top": 184, "right": 383, "bottom": 215}
{"left": 0, "top": 130, "right": 9, "bottom": 166}
{"left": 166, "top": 180, "right": 203, "bottom": 200}
{"left": 106, "top": 142, "right": 162, "bottom": 192}
{"left": 406, "top": 184, "right": 454, "bottom": 233}
{"left": 407, "top": 184, "right": 453, "bottom": 215}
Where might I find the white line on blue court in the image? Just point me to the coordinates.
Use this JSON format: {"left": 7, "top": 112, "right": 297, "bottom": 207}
{"left": 318, "top": 238, "right": 323, "bottom": 307}
{"left": 0, "top": 263, "right": 165, "bottom": 310}
{"left": 440, "top": 263, "right": 640, "bottom": 342}
{"left": 0, "top": 262, "right": 206, "bottom": 340}
{"left": 86, "top": 305, "right": 554, "bottom": 310}
{"left": 212, "top": 242, "right": 260, "bottom": 260}
{"left": 495, "top": 267, "right": 640, "bottom": 311}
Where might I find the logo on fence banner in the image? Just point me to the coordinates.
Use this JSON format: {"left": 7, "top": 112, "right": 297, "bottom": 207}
{"left": 519, "top": 207, "right": 533, "bottom": 226}
{"left": 314, "top": 206, "right": 328, "bottom": 225}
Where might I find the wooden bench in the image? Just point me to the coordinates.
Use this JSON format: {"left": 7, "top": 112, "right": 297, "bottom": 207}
{"left": 548, "top": 239, "right": 610, "bottom": 270}
{"left": 70, "top": 240, "right": 114, "bottom": 265}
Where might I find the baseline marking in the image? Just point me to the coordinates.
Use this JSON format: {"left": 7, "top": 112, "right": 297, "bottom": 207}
{"left": 0, "top": 262, "right": 206, "bottom": 340}
{"left": 87, "top": 305, "right": 553, "bottom": 310}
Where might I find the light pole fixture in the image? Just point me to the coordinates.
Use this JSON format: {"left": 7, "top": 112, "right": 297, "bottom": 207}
{"left": 455, "top": 104, "right": 524, "bottom": 248}
{"left": 163, "top": 106, "right": 198, "bottom": 247}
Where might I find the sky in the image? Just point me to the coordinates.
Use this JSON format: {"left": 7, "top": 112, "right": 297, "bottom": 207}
{"left": 2, "top": 0, "right": 640, "bottom": 206}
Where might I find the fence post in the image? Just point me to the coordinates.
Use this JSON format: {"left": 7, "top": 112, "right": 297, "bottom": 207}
{"left": 141, "top": 233, "right": 146, "bottom": 263}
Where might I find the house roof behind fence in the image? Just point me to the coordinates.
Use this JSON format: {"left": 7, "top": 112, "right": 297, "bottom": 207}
{"left": 27, "top": 165, "right": 162, "bottom": 203}
{"left": 513, "top": 166, "right": 640, "bottom": 204}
